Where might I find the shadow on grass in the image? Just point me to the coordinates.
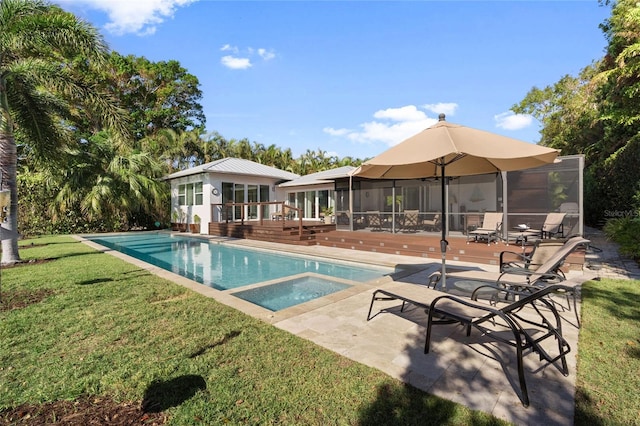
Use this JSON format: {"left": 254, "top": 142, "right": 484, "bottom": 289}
{"left": 574, "top": 388, "right": 606, "bottom": 426}
{"left": 358, "top": 382, "right": 507, "bottom": 426}
{"left": 188, "top": 330, "right": 241, "bottom": 359}
{"left": 77, "top": 270, "right": 151, "bottom": 286}
{"left": 78, "top": 278, "right": 113, "bottom": 285}
{"left": 582, "top": 284, "right": 640, "bottom": 323}
{"left": 142, "top": 374, "right": 206, "bottom": 413}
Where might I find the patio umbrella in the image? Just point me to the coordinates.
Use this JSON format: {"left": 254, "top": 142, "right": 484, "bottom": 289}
{"left": 352, "top": 114, "right": 559, "bottom": 288}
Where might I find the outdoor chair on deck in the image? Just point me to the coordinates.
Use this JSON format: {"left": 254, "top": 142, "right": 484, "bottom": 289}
{"left": 532, "top": 212, "right": 566, "bottom": 239}
{"left": 272, "top": 205, "right": 294, "bottom": 221}
{"left": 422, "top": 214, "right": 440, "bottom": 232}
{"left": 401, "top": 210, "right": 419, "bottom": 232}
{"left": 366, "top": 211, "right": 383, "bottom": 231}
{"left": 366, "top": 280, "right": 583, "bottom": 407}
{"left": 466, "top": 212, "right": 503, "bottom": 245}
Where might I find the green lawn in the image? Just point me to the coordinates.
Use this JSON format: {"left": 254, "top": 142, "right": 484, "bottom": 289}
{"left": 1, "top": 235, "right": 638, "bottom": 425}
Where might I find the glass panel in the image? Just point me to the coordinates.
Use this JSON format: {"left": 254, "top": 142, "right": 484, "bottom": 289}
{"left": 260, "top": 185, "right": 270, "bottom": 219}
{"left": 195, "top": 182, "right": 203, "bottom": 205}
{"left": 186, "top": 183, "right": 194, "bottom": 205}
{"left": 247, "top": 184, "right": 258, "bottom": 219}
{"left": 221, "top": 182, "right": 234, "bottom": 221}
{"left": 318, "top": 190, "right": 329, "bottom": 217}
{"left": 305, "top": 191, "right": 315, "bottom": 219}
{"left": 402, "top": 185, "right": 420, "bottom": 210}
{"left": 296, "top": 192, "right": 305, "bottom": 219}
{"left": 506, "top": 157, "right": 581, "bottom": 235}
{"left": 178, "top": 184, "right": 186, "bottom": 206}
{"left": 234, "top": 184, "right": 245, "bottom": 220}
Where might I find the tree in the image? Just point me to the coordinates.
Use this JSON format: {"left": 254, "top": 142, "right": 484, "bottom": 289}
{"left": 0, "top": 0, "right": 126, "bottom": 264}
{"left": 514, "top": 0, "right": 640, "bottom": 226}
{"left": 102, "top": 53, "right": 205, "bottom": 141}
{"left": 51, "top": 132, "right": 168, "bottom": 229}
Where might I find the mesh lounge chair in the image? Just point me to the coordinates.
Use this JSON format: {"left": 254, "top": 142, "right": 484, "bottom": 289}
{"left": 500, "top": 239, "right": 567, "bottom": 277}
{"left": 445, "top": 235, "right": 591, "bottom": 325}
{"left": 467, "top": 212, "right": 503, "bottom": 245}
{"left": 532, "top": 212, "right": 566, "bottom": 239}
{"left": 366, "top": 279, "right": 592, "bottom": 407}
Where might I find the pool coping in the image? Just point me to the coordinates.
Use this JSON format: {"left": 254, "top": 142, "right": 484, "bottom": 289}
{"left": 75, "top": 231, "right": 436, "bottom": 323}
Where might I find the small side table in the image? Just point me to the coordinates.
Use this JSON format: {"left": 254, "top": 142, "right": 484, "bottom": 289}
{"left": 508, "top": 227, "right": 540, "bottom": 248}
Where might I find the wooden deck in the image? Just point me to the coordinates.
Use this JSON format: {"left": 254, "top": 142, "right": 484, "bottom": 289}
{"left": 207, "top": 221, "right": 586, "bottom": 270}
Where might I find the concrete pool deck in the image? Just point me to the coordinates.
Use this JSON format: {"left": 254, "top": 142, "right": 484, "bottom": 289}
{"left": 78, "top": 228, "right": 639, "bottom": 426}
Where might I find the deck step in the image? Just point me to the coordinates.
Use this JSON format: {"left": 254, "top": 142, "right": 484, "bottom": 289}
{"left": 206, "top": 225, "right": 585, "bottom": 270}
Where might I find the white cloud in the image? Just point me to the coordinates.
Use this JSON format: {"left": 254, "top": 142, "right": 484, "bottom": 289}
{"left": 258, "top": 48, "right": 276, "bottom": 61}
{"left": 58, "top": 0, "right": 197, "bottom": 36}
{"left": 220, "top": 44, "right": 239, "bottom": 54}
{"left": 323, "top": 127, "right": 351, "bottom": 136}
{"left": 373, "top": 105, "right": 427, "bottom": 122}
{"left": 326, "top": 105, "right": 440, "bottom": 147}
{"left": 494, "top": 112, "right": 533, "bottom": 130}
{"left": 221, "top": 56, "right": 252, "bottom": 70}
{"left": 423, "top": 102, "right": 458, "bottom": 117}
{"left": 219, "top": 45, "right": 276, "bottom": 70}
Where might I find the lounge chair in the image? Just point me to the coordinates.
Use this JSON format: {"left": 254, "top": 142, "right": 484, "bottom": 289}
{"left": 466, "top": 212, "right": 503, "bottom": 245}
{"left": 366, "top": 279, "right": 592, "bottom": 407}
{"left": 422, "top": 214, "right": 440, "bottom": 232}
{"left": 401, "top": 210, "right": 419, "bottom": 232}
{"left": 446, "top": 235, "right": 591, "bottom": 325}
{"left": 500, "top": 239, "right": 567, "bottom": 278}
{"left": 425, "top": 283, "right": 580, "bottom": 407}
{"left": 530, "top": 212, "right": 566, "bottom": 239}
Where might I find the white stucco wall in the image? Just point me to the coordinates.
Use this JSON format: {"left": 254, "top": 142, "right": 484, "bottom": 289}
{"left": 170, "top": 173, "right": 291, "bottom": 231}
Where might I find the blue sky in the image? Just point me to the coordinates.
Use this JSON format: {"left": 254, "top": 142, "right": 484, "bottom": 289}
{"left": 57, "top": 1, "right": 611, "bottom": 160}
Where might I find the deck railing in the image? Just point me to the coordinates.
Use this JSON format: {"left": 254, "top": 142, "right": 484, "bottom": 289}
{"left": 211, "top": 201, "right": 303, "bottom": 236}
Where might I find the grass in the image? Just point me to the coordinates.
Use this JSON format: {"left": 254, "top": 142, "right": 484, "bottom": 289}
{"left": 1, "top": 236, "right": 509, "bottom": 425}
{"left": 574, "top": 279, "right": 640, "bottom": 425}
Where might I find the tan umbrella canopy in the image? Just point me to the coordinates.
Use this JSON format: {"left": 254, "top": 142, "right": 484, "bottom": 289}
{"left": 352, "top": 114, "right": 559, "bottom": 287}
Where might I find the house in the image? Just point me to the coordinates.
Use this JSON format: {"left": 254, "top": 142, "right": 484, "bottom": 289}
{"left": 165, "top": 155, "right": 584, "bottom": 240}
{"left": 278, "top": 166, "right": 355, "bottom": 221}
{"left": 164, "top": 158, "right": 299, "bottom": 233}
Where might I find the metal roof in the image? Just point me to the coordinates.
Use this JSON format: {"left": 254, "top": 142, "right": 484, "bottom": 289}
{"left": 164, "top": 158, "right": 300, "bottom": 181}
{"left": 278, "top": 165, "right": 355, "bottom": 188}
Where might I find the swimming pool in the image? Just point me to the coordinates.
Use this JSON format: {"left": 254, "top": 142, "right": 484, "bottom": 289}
{"left": 86, "top": 233, "right": 391, "bottom": 296}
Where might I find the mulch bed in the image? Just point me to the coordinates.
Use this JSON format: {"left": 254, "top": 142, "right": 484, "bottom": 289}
{"left": 0, "top": 288, "right": 55, "bottom": 312}
{"left": 0, "top": 396, "right": 167, "bottom": 425}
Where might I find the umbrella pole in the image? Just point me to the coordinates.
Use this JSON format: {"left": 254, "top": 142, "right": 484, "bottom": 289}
{"left": 440, "top": 161, "right": 448, "bottom": 290}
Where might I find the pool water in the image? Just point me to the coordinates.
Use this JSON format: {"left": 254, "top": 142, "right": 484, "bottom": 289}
{"left": 86, "top": 233, "right": 391, "bottom": 309}
{"left": 233, "top": 276, "right": 352, "bottom": 311}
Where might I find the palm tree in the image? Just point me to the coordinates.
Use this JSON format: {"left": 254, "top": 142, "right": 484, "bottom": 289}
{"left": 52, "top": 132, "right": 168, "bottom": 228}
{"left": 0, "top": 0, "right": 118, "bottom": 264}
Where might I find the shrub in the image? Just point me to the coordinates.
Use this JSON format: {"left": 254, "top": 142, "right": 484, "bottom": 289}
{"left": 603, "top": 216, "right": 640, "bottom": 260}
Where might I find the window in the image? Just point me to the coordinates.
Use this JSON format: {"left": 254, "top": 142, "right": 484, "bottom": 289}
{"left": 178, "top": 184, "right": 186, "bottom": 205}
{"left": 178, "top": 182, "right": 203, "bottom": 206}
{"left": 194, "top": 182, "right": 203, "bottom": 205}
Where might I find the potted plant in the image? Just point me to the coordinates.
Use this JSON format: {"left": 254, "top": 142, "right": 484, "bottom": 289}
{"left": 178, "top": 210, "right": 187, "bottom": 232}
{"left": 171, "top": 210, "right": 179, "bottom": 231}
{"left": 190, "top": 214, "right": 201, "bottom": 233}
{"left": 321, "top": 207, "right": 334, "bottom": 224}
